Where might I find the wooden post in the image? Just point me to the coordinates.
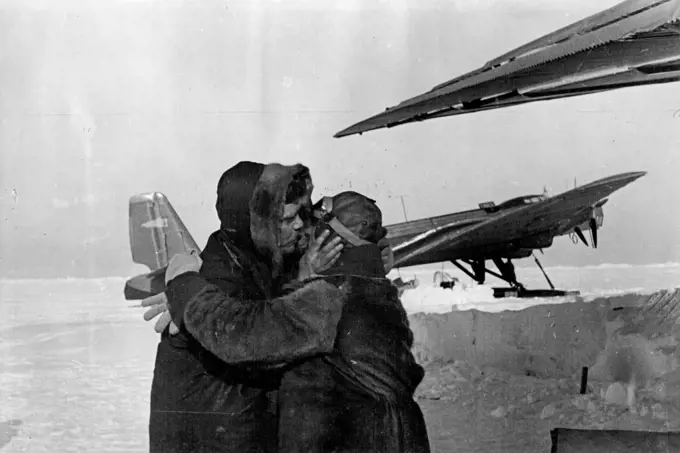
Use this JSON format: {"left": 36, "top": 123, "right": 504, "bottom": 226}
{"left": 580, "top": 367, "right": 588, "bottom": 394}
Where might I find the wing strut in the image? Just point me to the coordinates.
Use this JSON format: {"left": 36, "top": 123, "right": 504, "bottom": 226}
{"left": 452, "top": 259, "right": 522, "bottom": 287}
{"left": 451, "top": 260, "right": 481, "bottom": 282}
{"left": 533, "top": 253, "right": 555, "bottom": 290}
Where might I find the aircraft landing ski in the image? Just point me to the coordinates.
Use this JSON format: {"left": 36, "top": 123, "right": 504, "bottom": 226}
{"left": 451, "top": 255, "right": 580, "bottom": 299}
{"left": 491, "top": 288, "right": 581, "bottom": 299}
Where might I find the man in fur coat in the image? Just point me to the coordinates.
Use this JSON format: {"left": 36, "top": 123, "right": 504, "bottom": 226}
{"left": 277, "top": 191, "right": 431, "bottom": 453}
{"left": 148, "top": 161, "right": 347, "bottom": 453}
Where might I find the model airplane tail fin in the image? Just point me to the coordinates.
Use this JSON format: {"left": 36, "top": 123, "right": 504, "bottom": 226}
{"left": 125, "top": 192, "right": 200, "bottom": 300}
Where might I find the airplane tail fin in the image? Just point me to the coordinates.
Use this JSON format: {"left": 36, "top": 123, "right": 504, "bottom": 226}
{"left": 124, "top": 193, "right": 200, "bottom": 300}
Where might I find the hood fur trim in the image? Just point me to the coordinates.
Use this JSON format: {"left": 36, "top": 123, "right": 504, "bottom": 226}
{"left": 249, "top": 163, "right": 312, "bottom": 277}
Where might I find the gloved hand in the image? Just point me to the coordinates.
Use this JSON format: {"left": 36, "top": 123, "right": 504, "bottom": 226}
{"left": 141, "top": 250, "right": 203, "bottom": 335}
{"left": 298, "top": 230, "right": 343, "bottom": 281}
{"left": 165, "top": 249, "right": 203, "bottom": 284}
{"left": 142, "top": 293, "right": 178, "bottom": 334}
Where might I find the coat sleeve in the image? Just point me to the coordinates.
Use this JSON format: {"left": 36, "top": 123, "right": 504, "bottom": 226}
{"left": 165, "top": 271, "right": 346, "bottom": 367}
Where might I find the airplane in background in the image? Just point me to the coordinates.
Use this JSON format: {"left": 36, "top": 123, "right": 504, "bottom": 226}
{"left": 123, "top": 170, "right": 645, "bottom": 300}
{"left": 334, "top": 0, "right": 680, "bottom": 138}
{"left": 385, "top": 171, "right": 645, "bottom": 298}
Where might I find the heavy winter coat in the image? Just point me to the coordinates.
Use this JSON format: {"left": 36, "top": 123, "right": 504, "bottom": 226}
{"left": 278, "top": 244, "right": 431, "bottom": 453}
{"left": 149, "top": 162, "right": 346, "bottom": 453}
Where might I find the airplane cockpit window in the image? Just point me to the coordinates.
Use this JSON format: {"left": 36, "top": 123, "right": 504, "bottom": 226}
{"left": 525, "top": 195, "right": 545, "bottom": 204}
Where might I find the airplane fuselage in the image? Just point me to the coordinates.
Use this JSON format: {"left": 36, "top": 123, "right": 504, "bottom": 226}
{"left": 383, "top": 191, "right": 597, "bottom": 268}
{"left": 384, "top": 198, "right": 549, "bottom": 268}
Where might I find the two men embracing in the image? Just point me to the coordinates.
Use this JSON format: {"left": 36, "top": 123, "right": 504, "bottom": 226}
{"left": 144, "top": 161, "right": 430, "bottom": 453}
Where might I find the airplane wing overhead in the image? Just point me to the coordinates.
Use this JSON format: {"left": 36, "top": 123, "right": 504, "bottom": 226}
{"left": 477, "top": 0, "right": 680, "bottom": 71}
{"left": 392, "top": 171, "right": 646, "bottom": 267}
{"left": 335, "top": 0, "right": 680, "bottom": 138}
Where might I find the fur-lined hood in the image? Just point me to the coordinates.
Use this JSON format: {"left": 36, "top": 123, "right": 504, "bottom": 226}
{"left": 216, "top": 161, "right": 313, "bottom": 277}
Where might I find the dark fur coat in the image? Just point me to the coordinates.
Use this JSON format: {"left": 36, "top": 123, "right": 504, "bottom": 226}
{"left": 278, "top": 245, "right": 431, "bottom": 453}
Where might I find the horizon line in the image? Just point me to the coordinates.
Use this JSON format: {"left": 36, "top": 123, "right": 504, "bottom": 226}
{"left": 1, "top": 261, "right": 679, "bottom": 282}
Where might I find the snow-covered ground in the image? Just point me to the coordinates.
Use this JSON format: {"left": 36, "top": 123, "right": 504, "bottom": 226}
{"left": 393, "top": 261, "right": 680, "bottom": 314}
{"left": 0, "top": 263, "right": 678, "bottom": 452}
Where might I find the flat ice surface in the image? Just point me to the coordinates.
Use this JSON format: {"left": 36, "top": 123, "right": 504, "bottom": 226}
{"left": 0, "top": 278, "right": 159, "bottom": 452}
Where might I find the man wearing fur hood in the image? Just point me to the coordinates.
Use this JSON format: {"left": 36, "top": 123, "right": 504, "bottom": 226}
{"left": 148, "top": 161, "right": 347, "bottom": 453}
{"left": 277, "top": 191, "right": 431, "bottom": 453}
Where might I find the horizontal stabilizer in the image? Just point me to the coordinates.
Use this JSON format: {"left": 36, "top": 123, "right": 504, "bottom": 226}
{"left": 124, "top": 268, "right": 166, "bottom": 300}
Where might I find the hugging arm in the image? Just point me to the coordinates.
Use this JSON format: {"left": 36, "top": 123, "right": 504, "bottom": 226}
{"left": 166, "top": 270, "right": 345, "bottom": 369}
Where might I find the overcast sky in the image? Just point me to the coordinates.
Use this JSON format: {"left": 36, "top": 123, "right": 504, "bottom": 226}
{"left": 1, "top": 0, "right": 679, "bottom": 278}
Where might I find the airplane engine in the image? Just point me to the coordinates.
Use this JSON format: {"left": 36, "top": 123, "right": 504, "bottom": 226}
{"left": 571, "top": 202, "right": 605, "bottom": 248}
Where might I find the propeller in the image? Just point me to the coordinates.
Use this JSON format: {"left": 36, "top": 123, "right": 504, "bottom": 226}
{"left": 571, "top": 199, "right": 606, "bottom": 249}
{"left": 574, "top": 226, "right": 589, "bottom": 247}
{"left": 589, "top": 217, "right": 598, "bottom": 249}
{"left": 590, "top": 199, "right": 606, "bottom": 249}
